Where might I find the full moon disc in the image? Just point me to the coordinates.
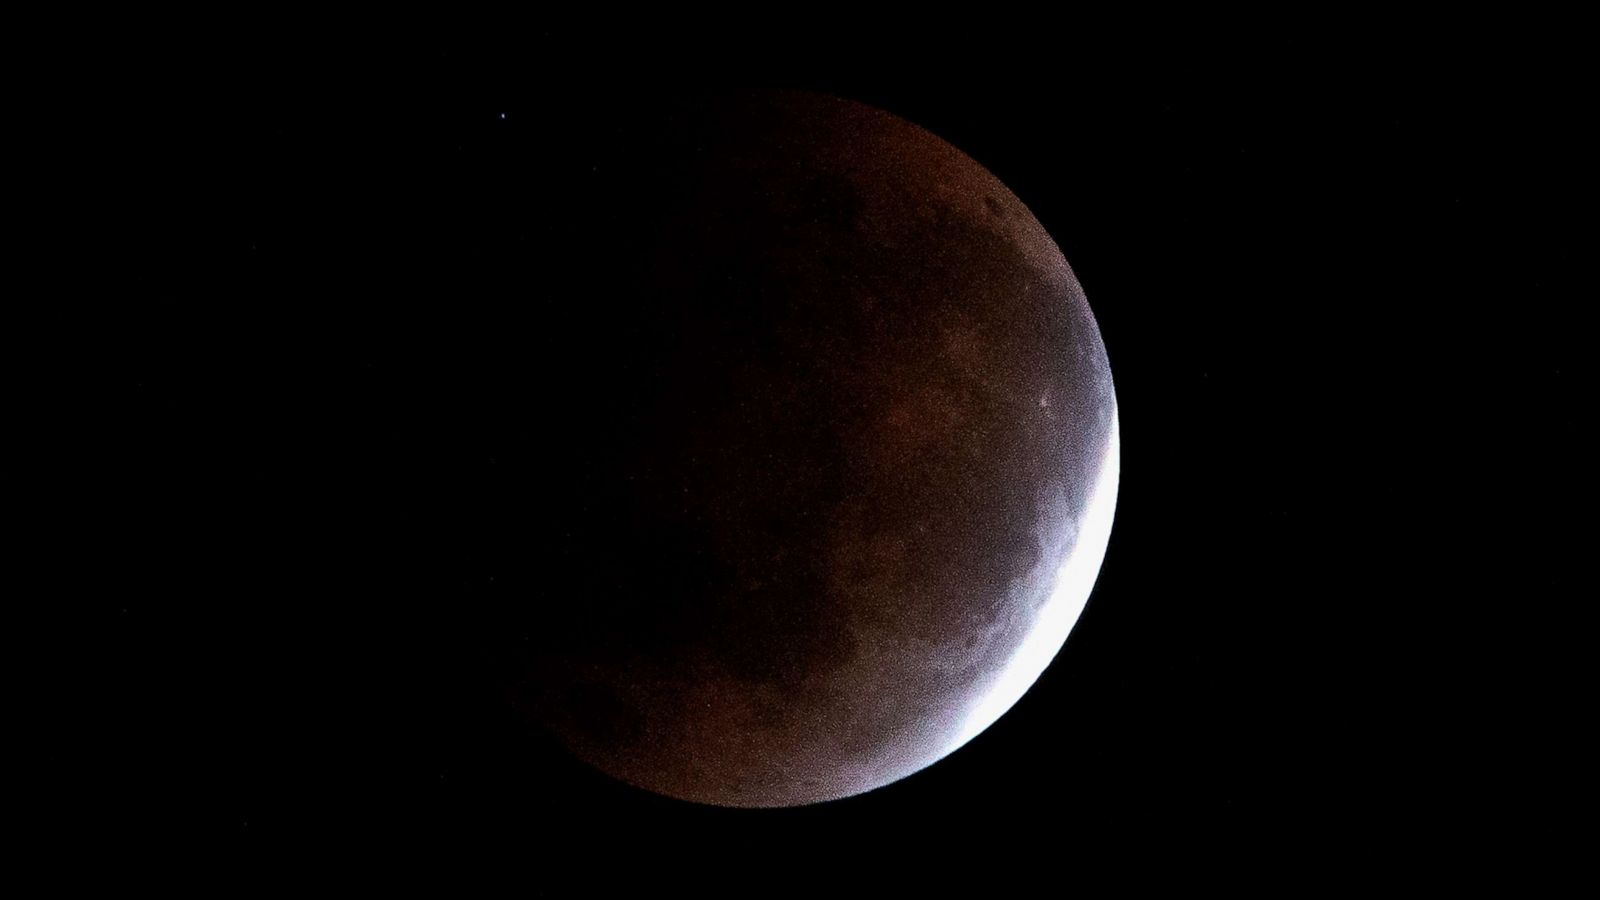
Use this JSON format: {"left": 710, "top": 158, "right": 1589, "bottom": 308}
{"left": 514, "top": 91, "right": 1118, "bottom": 807}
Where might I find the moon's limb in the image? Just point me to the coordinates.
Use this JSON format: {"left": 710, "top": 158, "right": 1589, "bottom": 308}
{"left": 949, "top": 408, "right": 1119, "bottom": 753}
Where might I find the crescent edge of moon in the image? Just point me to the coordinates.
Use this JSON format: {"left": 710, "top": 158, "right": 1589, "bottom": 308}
{"left": 946, "top": 405, "right": 1121, "bottom": 755}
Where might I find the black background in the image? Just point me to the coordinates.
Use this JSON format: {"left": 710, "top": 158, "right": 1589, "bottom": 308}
{"left": 87, "top": 25, "right": 1583, "bottom": 878}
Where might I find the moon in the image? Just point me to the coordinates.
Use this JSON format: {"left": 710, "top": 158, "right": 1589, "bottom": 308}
{"left": 511, "top": 91, "right": 1118, "bottom": 807}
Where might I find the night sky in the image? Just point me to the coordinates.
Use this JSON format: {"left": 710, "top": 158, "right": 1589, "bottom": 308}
{"left": 88, "top": 28, "right": 1583, "bottom": 877}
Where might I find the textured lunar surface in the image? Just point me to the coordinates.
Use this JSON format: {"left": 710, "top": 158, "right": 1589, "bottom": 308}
{"left": 513, "top": 92, "right": 1118, "bottom": 807}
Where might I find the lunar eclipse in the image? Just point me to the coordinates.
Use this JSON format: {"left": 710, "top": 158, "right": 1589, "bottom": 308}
{"left": 97, "top": 33, "right": 1588, "bottom": 868}
{"left": 508, "top": 91, "right": 1118, "bottom": 807}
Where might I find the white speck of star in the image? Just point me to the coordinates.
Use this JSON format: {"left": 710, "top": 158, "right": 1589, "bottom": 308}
{"left": 499, "top": 112, "right": 506, "bottom": 119}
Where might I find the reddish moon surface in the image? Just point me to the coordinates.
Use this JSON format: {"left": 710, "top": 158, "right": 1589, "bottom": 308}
{"left": 514, "top": 92, "right": 1118, "bottom": 807}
